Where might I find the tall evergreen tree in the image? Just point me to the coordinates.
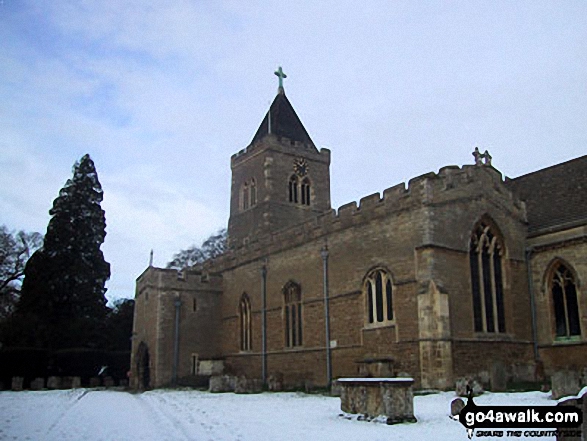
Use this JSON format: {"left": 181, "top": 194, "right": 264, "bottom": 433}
{"left": 11, "top": 154, "right": 110, "bottom": 349}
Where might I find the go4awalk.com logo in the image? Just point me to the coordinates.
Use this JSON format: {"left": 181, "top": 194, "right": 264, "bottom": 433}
{"left": 451, "top": 388, "right": 583, "bottom": 439}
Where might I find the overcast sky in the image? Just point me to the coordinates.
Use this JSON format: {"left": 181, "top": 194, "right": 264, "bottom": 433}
{"left": 1, "top": 1, "right": 585, "bottom": 302}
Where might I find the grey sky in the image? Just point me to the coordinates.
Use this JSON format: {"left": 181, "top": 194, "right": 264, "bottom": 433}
{"left": 1, "top": 1, "right": 585, "bottom": 301}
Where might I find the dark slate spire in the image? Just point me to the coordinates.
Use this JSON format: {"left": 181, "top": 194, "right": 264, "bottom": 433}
{"left": 251, "top": 68, "right": 315, "bottom": 149}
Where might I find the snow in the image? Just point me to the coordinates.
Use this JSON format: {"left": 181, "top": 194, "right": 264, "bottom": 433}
{"left": 0, "top": 389, "right": 557, "bottom": 441}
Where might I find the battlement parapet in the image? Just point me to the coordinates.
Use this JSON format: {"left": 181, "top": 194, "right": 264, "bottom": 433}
{"left": 136, "top": 266, "right": 223, "bottom": 295}
{"left": 231, "top": 135, "right": 330, "bottom": 166}
{"left": 214, "top": 162, "right": 526, "bottom": 270}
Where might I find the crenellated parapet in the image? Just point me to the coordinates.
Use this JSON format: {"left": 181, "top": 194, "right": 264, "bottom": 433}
{"left": 135, "top": 266, "right": 223, "bottom": 297}
{"left": 213, "top": 161, "right": 527, "bottom": 272}
{"left": 231, "top": 134, "right": 330, "bottom": 167}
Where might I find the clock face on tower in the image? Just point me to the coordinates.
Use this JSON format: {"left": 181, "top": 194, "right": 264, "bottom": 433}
{"left": 293, "top": 158, "right": 308, "bottom": 177}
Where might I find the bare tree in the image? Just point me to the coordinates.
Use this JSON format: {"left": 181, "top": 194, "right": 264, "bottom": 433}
{"left": 167, "top": 228, "right": 227, "bottom": 269}
{"left": 0, "top": 225, "right": 43, "bottom": 320}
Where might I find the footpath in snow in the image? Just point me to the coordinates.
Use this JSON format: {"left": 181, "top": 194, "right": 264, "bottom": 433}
{"left": 0, "top": 388, "right": 558, "bottom": 441}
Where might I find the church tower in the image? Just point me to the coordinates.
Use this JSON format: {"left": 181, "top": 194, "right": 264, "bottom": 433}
{"left": 228, "top": 68, "right": 331, "bottom": 246}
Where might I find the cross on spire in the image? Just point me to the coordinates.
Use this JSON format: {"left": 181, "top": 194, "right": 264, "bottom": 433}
{"left": 274, "top": 66, "right": 287, "bottom": 93}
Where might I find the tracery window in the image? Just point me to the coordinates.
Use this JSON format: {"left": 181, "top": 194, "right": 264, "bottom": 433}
{"left": 549, "top": 262, "right": 581, "bottom": 338}
{"left": 289, "top": 176, "right": 299, "bottom": 203}
{"left": 469, "top": 220, "right": 505, "bottom": 333}
{"left": 365, "top": 269, "right": 394, "bottom": 325}
{"left": 301, "top": 178, "right": 311, "bottom": 206}
{"left": 239, "top": 293, "right": 252, "bottom": 351}
{"left": 284, "top": 281, "right": 303, "bottom": 347}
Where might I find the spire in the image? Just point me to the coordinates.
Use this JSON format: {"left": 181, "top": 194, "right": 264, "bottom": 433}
{"left": 251, "top": 68, "right": 315, "bottom": 149}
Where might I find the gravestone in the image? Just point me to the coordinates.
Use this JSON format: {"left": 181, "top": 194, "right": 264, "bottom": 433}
{"left": 209, "top": 375, "right": 236, "bottom": 393}
{"left": 337, "top": 378, "right": 416, "bottom": 424}
{"left": 47, "top": 376, "right": 61, "bottom": 390}
{"left": 267, "top": 373, "right": 283, "bottom": 392}
{"left": 11, "top": 377, "right": 23, "bottom": 391}
{"left": 551, "top": 370, "right": 581, "bottom": 400}
{"left": 89, "top": 377, "right": 101, "bottom": 387}
{"left": 103, "top": 376, "right": 115, "bottom": 387}
{"left": 71, "top": 377, "right": 81, "bottom": 388}
{"left": 455, "top": 377, "right": 484, "bottom": 397}
{"left": 30, "top": 378, "right": 45, "bottom": 390}
{"left": 490, "top": 361, "right": 507, "bottom": 392}
{"left": 235, "top": 377, "right": 262, "bottom": 394}
{"left": 451, "top": 397, "right": 465, "bottom": 416}
{"left": 556, "top": 389, "right": 586, "bottom": 441}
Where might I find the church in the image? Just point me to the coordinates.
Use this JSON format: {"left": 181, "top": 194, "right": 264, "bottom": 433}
{"left": 130, "top": 69, "right": 587, "bottom": 391}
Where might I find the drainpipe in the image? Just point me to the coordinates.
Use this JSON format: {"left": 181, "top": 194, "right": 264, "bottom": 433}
{"left": 526, "top": 248, "right": 539, "bottom": 361}
{"left": 321, "top": 244, "right": 332, "bottom": 388}
{"left": 261, "top": 259, "right": 268, "bottom": 386}
{"left": 172, "top": 293, "right": 182, "bottom": 385}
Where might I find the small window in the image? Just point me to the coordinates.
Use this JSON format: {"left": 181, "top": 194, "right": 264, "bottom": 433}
{"left": 250, "top": 179, "right": 257, "bottom": 206}
{"left": 289, "top": 176, "right": 299, "bottom": 203}
{"left": 239, "top": 294, "right": 252, "bottom": 351}
{"left": 242, "top": 183, "right": 249, "bottom": 210}
{"left": 192, "top": 297, "right": 197, "bottom": 312}
{"left": 365, "top": 269, "right": 394, "bottom": 325}
{"left": 284, "top": 281, "right": 303, "bottom": 347}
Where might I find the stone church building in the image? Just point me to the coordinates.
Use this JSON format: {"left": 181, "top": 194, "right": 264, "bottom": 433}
{"left": 131, "top": 76, "right": 587, "bottom": 391}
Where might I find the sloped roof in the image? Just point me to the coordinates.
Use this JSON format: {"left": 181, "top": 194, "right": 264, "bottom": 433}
{"left": 505, "top": 155, "right": 587, "bottom": 233}
{"left": 251, "top": 91, "right": 316, "bottom": 149}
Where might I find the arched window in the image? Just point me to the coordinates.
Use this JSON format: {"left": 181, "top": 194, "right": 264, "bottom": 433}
{"left": 469, "top": 219, "right": 505, "bottom": 333}
{"left": 242, "top": 182, "right": 249, "bottom": 211}
{"left": 250, "top": 179, "right": 257, "bottom": 206}
{"left": 239, "top": 293, "right": 252, "bottom": 351}
{"left": 289, "top": 176, "right": 299, "bottom": 203}
{"left": 283, "top": 281, "right": 302, "bottom": 347}
{"left": 365, "top": 269, "right": 394, "bottom": 324}
{"left": 301, "top": 178, "right": 311, "bottom": 206}
{"left": 549, "top": 262, "right": 581, "bottom": 338}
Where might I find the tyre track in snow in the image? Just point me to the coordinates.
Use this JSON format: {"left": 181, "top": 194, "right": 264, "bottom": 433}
{"left": 134, "top": 392, "right": 209, "bottom": 441}
{"left": 44, "top": 389, "right": 91, "bottom": 439}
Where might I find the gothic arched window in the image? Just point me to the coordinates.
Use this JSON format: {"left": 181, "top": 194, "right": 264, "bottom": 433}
{"left": 289, "top": 176, "right": 299, "bottom": 203}
{"left": 239, "top": 293, "right": 252, "bottom": 351}
{"left": 469, "top": 220, "right": 505, "bottom": 333}
{"left": 284, "top": 281, "right": 302, "bottom": 347}
{"left": 549, "top": 262, "right": 581, "bottom": 338}
{"left": 242, "top": 182, "right": 249, "bottom": 211}
{"left": 365, "top": 269, "right": 394, "bottom": 325}
{"left": 250, "top": 179, "right": 257, "bottom": 207}
{"left": 301, "top": 178, "right": 311, "bottom": 206}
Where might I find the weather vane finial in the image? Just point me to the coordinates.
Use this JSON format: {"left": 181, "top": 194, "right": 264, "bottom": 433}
{"left": 274, "top": 66, "right": 287, "bottom": 93}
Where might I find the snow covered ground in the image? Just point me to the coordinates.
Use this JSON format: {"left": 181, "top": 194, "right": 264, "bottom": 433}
{"left": 0, "top": 388, "right": 558, "bottom": 441}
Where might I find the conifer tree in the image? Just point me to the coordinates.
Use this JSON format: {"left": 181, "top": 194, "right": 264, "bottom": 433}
{"left": 12, "top": 154, "right": 110, "bottom": 349}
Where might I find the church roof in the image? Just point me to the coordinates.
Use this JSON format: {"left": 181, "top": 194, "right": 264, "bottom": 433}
{"left": 251, "top": 91, "right": 316, "bottom": 149}
{"left": 505, "top": 155, "right": 587, "bottom": 234}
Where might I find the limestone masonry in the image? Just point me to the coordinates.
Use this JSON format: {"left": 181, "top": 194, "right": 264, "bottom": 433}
{"left": 131, "top": 83, "right": 587, "bottom": 391}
